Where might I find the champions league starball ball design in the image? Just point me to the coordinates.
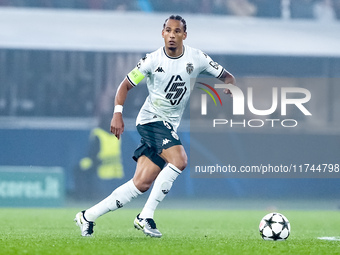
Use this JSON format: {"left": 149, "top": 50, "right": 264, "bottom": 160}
{"left": 259, "top": 212, "right": 290, "bottom": 241}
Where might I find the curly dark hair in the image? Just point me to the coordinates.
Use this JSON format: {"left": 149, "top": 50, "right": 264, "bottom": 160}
{"left": 163, "top": 15, "right": 187, "bottom": 32}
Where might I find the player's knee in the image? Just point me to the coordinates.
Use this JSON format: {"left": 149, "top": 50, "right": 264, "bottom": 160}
{"left": 133, "top": 178, "right": 152, "bottom": 193}
{"left": 171, "top": 156, "right": 187, "bottom": 171}
{"left": 179, "top": 159, "right": 187, "bottom": 171}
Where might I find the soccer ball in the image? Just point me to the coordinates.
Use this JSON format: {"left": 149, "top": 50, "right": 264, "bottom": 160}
{"left": 259, "top": 212, "right": 290, "bottom": 241}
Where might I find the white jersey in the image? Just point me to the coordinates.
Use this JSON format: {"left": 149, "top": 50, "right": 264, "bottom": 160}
{"left": 127, "top": 45, "right": 224, "bottom": 131}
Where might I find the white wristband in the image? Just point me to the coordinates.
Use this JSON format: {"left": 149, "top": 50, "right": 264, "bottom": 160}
{"left": 114, "top": 105, "right": 123, "bottom": 113}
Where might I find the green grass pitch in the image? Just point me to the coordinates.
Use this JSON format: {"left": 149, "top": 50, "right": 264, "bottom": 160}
{"left": 1, "top": 208, "right": 340, "bottom": 254}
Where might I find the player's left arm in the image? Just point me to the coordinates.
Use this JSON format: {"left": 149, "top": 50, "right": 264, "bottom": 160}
{"left": 218, "top": 69, "right": 236, "bottom": 96}
{"left": 198, "top": 50, "right": 236, "bottom": 95}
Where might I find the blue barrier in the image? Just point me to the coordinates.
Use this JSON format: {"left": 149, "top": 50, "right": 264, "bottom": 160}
{"left": 0, "top": 128, "right": 339, "bottom": 200}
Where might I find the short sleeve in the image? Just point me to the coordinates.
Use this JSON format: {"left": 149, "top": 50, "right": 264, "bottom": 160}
{"left": 127, "top": 54, "right": 152, "bottom": 86}
{"left": 199, "top": 51, "right": 224, "bottom": 79}
{"left": 136, "top": 54, "right": 152, "bottom": 77}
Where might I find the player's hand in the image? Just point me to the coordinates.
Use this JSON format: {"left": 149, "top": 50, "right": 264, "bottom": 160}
{"left": 223, "top": 88, "right": 233, "bottom": 97}
{"left": 110, "top": 113, "right": 124, "bottom": 139}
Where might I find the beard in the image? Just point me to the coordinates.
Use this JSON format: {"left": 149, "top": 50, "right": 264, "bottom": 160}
{"left": 168, "top": 46, "right": 177, "bottom": 51}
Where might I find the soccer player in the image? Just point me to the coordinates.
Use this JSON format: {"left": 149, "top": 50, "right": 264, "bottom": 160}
{"left": 75, "top": 15, "right": 236, "bottom": 237}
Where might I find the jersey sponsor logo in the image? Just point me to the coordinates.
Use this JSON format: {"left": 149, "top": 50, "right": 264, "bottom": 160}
{"left": 155, "top": 66, "right": 165, "bottom": 73}
{"left": 162, "top": 138, "right": 171, "bottom": 146}
{"left": 209, "top": 61, "right": 220, "bottom": 70}
{"left": 186, "top": 62, "right": 194, "bottom": 75}
{"left": 164, "top": 75, "right": 188, "bottom": 106}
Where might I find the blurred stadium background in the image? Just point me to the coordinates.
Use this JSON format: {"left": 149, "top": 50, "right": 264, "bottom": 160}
{"left": 0, "top": 0, "right": 339, "bottom": 209}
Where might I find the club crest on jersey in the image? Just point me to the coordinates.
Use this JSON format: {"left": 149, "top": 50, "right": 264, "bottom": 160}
{"left": 186, "top": 62, "right": 194, "bottom": 75}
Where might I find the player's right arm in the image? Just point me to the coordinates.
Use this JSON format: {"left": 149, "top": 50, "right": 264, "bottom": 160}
{"left": 110, "top": 77, "right": 134, "bottom": 140}
{"left": 111, "top": 54, "right": 151, "bottom": 139}
{"left": 111, "top": 56, "right": 149, "bottom": 139}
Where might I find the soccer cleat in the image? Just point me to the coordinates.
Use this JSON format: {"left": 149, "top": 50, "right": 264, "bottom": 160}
{"left": 74, "top": 210, "right": 95, "bottom": 237}
{"left": 134, "top": 214, "right": 162, "bottom": 238}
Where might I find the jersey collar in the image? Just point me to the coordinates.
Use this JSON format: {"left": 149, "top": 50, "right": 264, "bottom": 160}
{"left": 163, "top": 46, "right": 185, "bottom": 59}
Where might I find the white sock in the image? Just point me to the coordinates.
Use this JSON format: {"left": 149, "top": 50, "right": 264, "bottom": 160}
{"left": 84, "top": 179, "right": 142, "bottom": 222}
{"left": 139, "top": 163, "right": 181, "bottom": 219}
